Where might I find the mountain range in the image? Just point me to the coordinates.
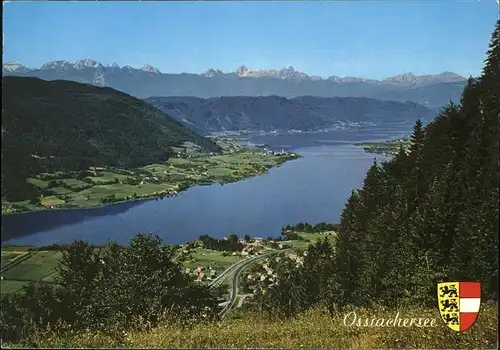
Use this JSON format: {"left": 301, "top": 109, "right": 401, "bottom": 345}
{"left": 145, "top": 95, "right": 437, "bottom": 135}
{"left": 3, "top": 60, "right": 468, "bottom": 108}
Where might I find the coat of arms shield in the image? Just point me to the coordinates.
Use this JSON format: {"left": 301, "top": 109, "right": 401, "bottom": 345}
{"left": 437, "top": 281, "right": 481, "bottom": 332}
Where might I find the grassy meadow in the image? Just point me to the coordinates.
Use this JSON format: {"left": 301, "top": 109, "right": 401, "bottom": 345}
{"left": 284, "top": 231, "right": 337, "bottom": 249}
{"left": 4, "top": 302, "right": 497, "bottom": 348}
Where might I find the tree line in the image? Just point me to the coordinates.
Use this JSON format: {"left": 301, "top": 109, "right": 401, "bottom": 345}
{"left": 0, "top": 234, "right": 225, "bottom": 342}
{"left": 251, "top": 20, "right": 499, "bottom": 317}
{"left": 198, "top": 233, "right": 245, "bottom": 252}
{"left": 281, "top": 222, "right": 339, "bottom": 234}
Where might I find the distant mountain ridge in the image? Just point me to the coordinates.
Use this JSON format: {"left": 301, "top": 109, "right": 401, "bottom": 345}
{"left": 5, "top": 60, "right": 162, "bottom": 74}
{"left": 205, "top": 65, "right": 466, "bottom": 86}
{"left": 3, "top": 59, "right": 467, "bottom": 108}
{"left": 4, "top": 60, "right": 466, "bottom": 84}
{"left": 145, "top": 95, "right": 437, "bottom": 135}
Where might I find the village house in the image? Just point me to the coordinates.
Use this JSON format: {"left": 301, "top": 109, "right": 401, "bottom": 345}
{"left": 196, "top": 271, "right": 205, "bottom": 282}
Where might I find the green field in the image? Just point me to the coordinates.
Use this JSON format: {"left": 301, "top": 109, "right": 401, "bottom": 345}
{"left": 183, "top": 248, "right": 243, "bottom": 273}
{"left": 59, "top": 178, "right": 90, "bottom": 190}
{"left": 40, "top": 196, "right": 66, "bottom": 207}
{"left": 0, "top": 246, "right": 243, "bottom": 294}
{"left": 1, "top": 249, "right": 60, "bottom": 294}
{"left": 1, "top": 245, "right": 35, "bottom": 252}
{"left": 1, "top": 280, "right": 29, "bottom": 294}
{"left": 3, "top": 141, "right": 299, "bottom": 215}
{"left": 2, "top": 251, "right": 61, "bottom": 281}
{"left": 1, "top": 252, "right": 25, "bottom": 267}
{"left": 281, "top": 232, "right": 337, "bottom": 249}
{"left": 298, "top": 231, "right": 336, "bottom": 243}
{"left": 0, "top": 228, "right": 322, "bottom": 296}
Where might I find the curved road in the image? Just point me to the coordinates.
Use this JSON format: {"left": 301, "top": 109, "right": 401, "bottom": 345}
{"left": 209, "top": 257, "right": 249, "bottom": 289}
{"left": 209, "top": 250, "right": 276, "bottom": 289}
{"left": 218, "top": 251, "right": 278, "bottom": 317}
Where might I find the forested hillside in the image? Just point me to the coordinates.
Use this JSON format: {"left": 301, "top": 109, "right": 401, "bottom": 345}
{"left": 1, "top": 77, "right": 220, "bottom": 202}
{"left": 335, "top": 19, "right": 499, "bottom": 305}
{"left": 251, "top": 20, "right": 499, "bottom": 316}
{"left": 145, "top": 95, "right": 436, "bottom": 134}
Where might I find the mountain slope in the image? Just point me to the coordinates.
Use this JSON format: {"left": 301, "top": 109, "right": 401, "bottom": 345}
{"left": 1, "top": 76, "right": 219, "bottom": 201}
{"left": 3, "top": 61, "right": 467, "bottom": 108}
{"left": 145, "top": 95, "right": 437, "bottom": 134}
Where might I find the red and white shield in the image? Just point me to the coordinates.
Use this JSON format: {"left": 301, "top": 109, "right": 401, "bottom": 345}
{"left": 437, "top": 281, "right": 481, "bottom": 332}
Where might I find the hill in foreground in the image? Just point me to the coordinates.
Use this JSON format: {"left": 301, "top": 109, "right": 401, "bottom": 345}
{"left": 1, "top": 76, "right": 220, "bottom": 201}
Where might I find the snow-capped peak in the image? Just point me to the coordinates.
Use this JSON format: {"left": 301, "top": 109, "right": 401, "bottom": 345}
{"left": 201, "top": 68, "right": 224, "bottom": 77}
{"left": 235, "top": 65, "right": 249, "bottom": 76}
{"left": 73, "top": 59, "right": 103, "bottom": 70}
{"left": 141, "top": 65, "right": 161, "bottom": 74}
{"left": 279, "top": 66, "right": 308, "bottom": 79}
{"left": 40, "top": 60, "right": 73, "bottom": 70}
{"left": 2, "top": 62, "right": 31, "bottom": 73}
{"left": 232, "top": 65, "right": 309, "bottom": 80}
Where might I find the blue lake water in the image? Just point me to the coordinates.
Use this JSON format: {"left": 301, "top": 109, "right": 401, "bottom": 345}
{"left": 1, "top": 125, "right": 408, "bottom": 246}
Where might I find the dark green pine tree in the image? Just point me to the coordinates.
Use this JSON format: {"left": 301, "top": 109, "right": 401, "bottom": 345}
{"left": 335, "top": 189, "right": 372, "bottom": 305}
{"left": 406, "top": 118, "right": 427, "bottom": 214}
{"left": 358, "top": 160, "right": 383, "bottom": 220}
{"left": 335, "top": 20, "right": 499, "bottom": 307}
{"left": 482, "top": 19, "right": 499, "bottom": 78}
{"left": 409, "top": 118, "right": 425, "bottom": 156}
{"left": 461, "top": 77, "right": 482, "bottom": 119}
{"left": 450, "top": 19, "right": 499, "bottom": 297}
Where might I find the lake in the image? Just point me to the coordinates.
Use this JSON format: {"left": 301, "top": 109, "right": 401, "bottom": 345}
{"left": 1, "top": 125, "right": 408, "bottom": 246}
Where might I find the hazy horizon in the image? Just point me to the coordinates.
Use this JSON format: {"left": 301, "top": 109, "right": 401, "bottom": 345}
{"left": 3, "top": 1, "right": 499, "bottom": 79}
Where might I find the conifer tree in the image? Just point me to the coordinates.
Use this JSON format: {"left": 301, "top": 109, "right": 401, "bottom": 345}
{"left": 332, "top": 20, "right": 499, "bottom": 306}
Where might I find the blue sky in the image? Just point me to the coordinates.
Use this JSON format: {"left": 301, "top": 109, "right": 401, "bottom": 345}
{"left": 2, "top": 1, "right": 498, "bottom": 79}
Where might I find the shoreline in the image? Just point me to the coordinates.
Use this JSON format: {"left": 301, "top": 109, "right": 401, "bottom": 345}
{"left": 1, "top": 154, "right": 300, "bottom": 217}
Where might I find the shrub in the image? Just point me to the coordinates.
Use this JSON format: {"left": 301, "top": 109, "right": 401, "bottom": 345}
{"left": 46, "top": 180, "right": 59, "bottom": 189}
{"left": 29, "top": 197, "right": 41, "bottom": 205}
{"left": 0, "top": 234, "right": 223, "bottom": 342}
{"left": 0, "top": 282, "right": 62, "bottom": 342}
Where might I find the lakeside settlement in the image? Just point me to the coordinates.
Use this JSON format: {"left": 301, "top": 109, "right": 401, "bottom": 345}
{"left": 1, "top": 137, "right": 300, "bottom": 215}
